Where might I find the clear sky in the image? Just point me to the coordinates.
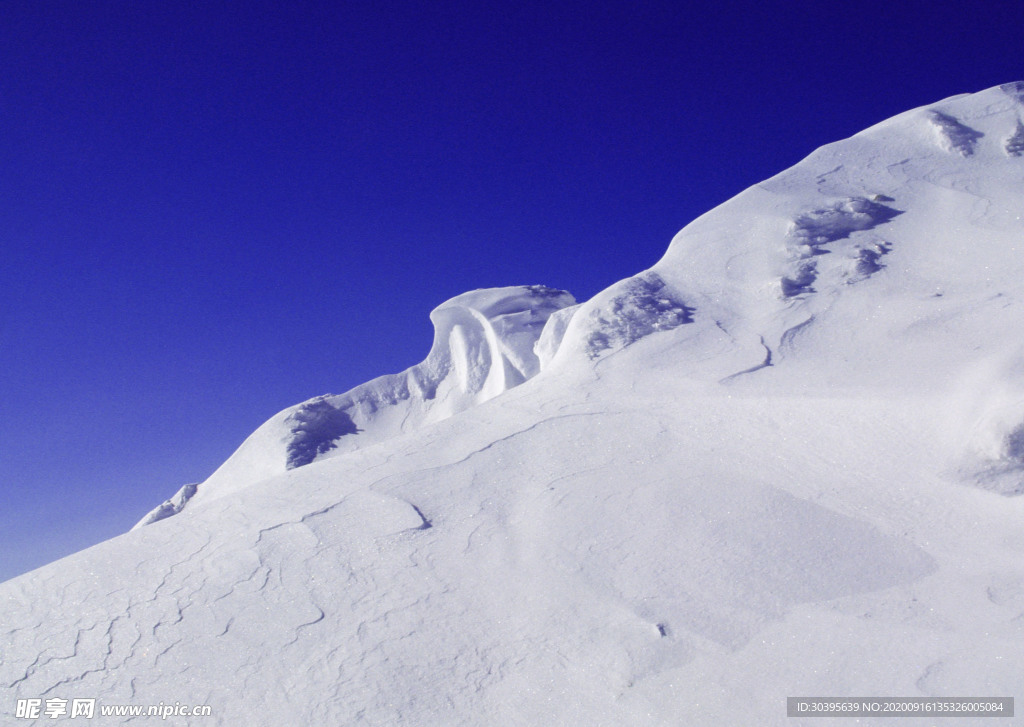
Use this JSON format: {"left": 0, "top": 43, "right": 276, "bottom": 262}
{"left": 1, "top": 0, "right": 1021, "bottom": 583}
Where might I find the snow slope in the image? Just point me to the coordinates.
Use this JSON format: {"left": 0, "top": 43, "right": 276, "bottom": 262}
{"left": 4, "top": 84, "right": 1024, "bottom": 726}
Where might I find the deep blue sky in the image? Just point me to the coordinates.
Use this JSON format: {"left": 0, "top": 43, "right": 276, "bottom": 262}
{"left": 2, "top": 0, "right": 1021, "bottom": 582}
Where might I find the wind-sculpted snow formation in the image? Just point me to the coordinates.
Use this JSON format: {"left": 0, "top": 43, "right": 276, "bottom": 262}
{"left": 4, "top": 84, "right": 1024, "bottom": 726}
{"left": 134, "top": 285, "right": 576, "bottom": 521}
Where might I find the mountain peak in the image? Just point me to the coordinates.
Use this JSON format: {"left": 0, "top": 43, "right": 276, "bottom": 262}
{"left": 6, "top": 86, "right": 1024, "bottom": 726}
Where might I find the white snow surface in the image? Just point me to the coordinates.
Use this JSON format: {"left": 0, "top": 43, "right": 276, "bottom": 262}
{"left": 4, "top": 84, "right": 1024, "bottom": 725}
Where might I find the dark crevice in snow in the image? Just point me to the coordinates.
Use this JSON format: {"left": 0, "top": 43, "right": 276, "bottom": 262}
{"left": 719, "top": 337, "right": 773, "bottom": 384}
{"left": 410, "top": 504, "right": 432, "bottom": 530}
{"left": 284, "top": 605, "right": 326, "bottom": 647}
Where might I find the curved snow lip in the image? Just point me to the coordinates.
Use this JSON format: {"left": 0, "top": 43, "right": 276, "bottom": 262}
{"left": 324, "top": 284, "right": 576, "bottom": 426}
{"left": 423, "top": 284, "right": 575, "bottom": 396}
{"left": 134, "top": 285, "right": 576, "bottom": 523}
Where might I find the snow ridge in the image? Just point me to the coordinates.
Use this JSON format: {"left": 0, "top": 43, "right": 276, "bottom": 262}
{"left": 135, "top": 285, "right": 576, "bottom": 519}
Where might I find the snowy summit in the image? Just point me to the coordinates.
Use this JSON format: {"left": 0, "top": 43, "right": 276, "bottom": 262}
{"left": 4, "top": 84, "right": 1024, "bottom": 725}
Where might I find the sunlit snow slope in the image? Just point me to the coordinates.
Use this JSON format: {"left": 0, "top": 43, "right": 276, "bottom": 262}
{"left": 4, "top": 84, "right": 1024, "bottom": 726}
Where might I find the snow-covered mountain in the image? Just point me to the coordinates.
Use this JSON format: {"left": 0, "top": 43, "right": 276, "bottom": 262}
{"left": 4, "top": 84, "right": 1024, "bottom": 726}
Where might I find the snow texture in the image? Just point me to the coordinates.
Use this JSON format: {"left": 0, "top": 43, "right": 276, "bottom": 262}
{"left": 781, "top": 196, "right": 901, "bottom": 296}
{"left": 1005, "top": 120, "right": 1024, "bottom": 156}
{"left": 5, "top": 84, "right": 1024, "bottom": 727}
{"left": 580, "top": 271, "right": 694, "bottom": 358}
{"left": 284, "top": 397, "right": 359, "bottom": 469}
{"left": 928, "top": 110, "right": 984, "bottom": 156}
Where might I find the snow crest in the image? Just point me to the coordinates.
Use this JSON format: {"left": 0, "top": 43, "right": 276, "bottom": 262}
{"left": 137, "top": 285, "right": 576, "bottom": 517}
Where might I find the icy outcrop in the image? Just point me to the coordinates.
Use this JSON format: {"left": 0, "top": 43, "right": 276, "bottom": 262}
{"left": 790, "top": 196, "right": 900, "bottom": 246}
{"left": 140, "top": 285, "right": 575, "bottom": 515}
{"left": 325, "top": 284, "right": 575, "bottom": 429}
{"left": 1001, "top": 80, "right": 1024, "bottom": 103}
{"left": 424, "top": 285, "right": 574, "bottom": 401}
{"left": 132, "top": 483, "right": 198, "bottom": 529}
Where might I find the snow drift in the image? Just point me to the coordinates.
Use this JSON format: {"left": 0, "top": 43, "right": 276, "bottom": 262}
{"left": 135, "top": 284, "right": 575, "bottom": 522}
{"left": 4, "top": 84, "right": 1024, "bottom": 726}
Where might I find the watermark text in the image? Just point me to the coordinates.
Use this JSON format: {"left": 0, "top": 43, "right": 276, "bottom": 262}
{"left": 16, "top": 698, "right": 212, "bottom": 720}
